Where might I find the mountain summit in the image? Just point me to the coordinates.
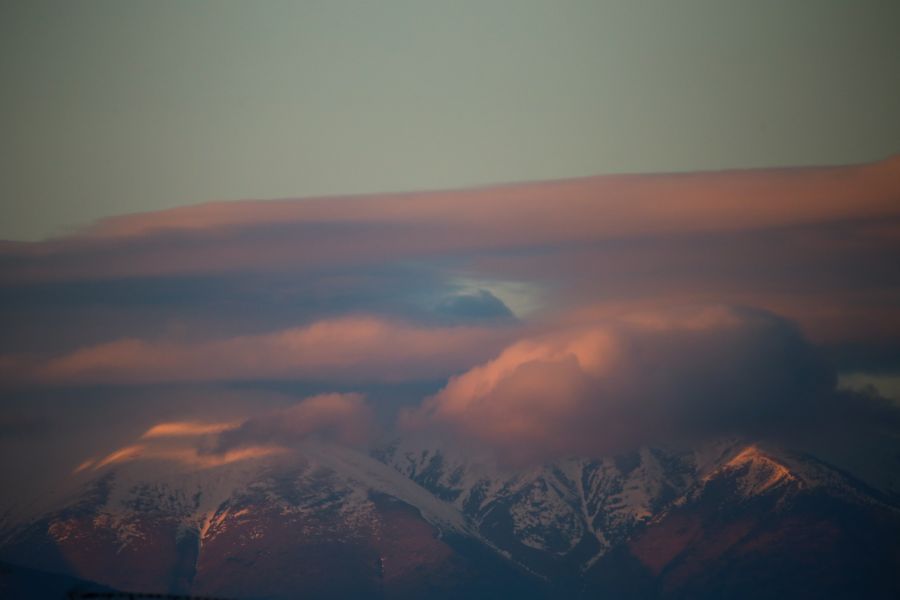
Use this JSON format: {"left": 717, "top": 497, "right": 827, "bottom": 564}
{"left": 2, "top": 438, "right": 898, "bottom": 599}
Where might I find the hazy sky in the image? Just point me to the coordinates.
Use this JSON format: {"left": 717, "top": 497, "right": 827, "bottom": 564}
{"left": 2, "top": 0, "right": 899, "bottom": 240}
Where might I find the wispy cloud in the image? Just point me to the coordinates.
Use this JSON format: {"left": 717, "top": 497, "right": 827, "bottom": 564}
{"left": 7, "top": 316, "right": 512, "bottom": 386}
{"left": 3, "top": 158, "right": 898, "bottom": 284}
{"left": 73, "top": 393, "right": 375, "bottom": 473}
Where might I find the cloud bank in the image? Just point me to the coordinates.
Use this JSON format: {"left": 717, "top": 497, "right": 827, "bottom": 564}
{"left": 2, "top": 158, "right": 898, "bottom": 374}
{"left": 1, "top": 159, "right": 898, "bottom": 480}
{"left": 5, "top": 316, "right": 511, "bottom": 386}
{"left": 403, "top": 306, "right": 833, "bottom": 464}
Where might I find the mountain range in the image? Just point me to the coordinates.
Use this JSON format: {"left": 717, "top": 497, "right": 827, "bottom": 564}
{"left": 2, "top": 437, "right": 899, "bottom": 599}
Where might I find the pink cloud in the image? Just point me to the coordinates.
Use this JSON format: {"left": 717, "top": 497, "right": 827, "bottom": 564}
{"left": 2, "top": 157, "right": 897, "bottom": 283}
{"left": 2, "top": 158, "right": 896, "bottom": 368}
{"left": 401, "top": 306, "right": 832, "bottom": 465}
{"left": 16, "top": 316, "right": 511, "bottom": 386}
{"left": 140, "top": 420, "right": 242, "bottom": 439}
{"left": 212, "top": 392, "right": 375, "bottom": 451}
{"left": 73, "top": 393, "right": 375, "bottom": 473}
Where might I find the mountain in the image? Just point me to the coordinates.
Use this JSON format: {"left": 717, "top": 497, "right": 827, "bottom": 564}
{"left": 0, "top": 561, "right": 116, "bottom": 600}
{"left": 0, "top": 442, "right": 543, "bottom": 599}
{"left": 585, "top": 446, "right": 900, "bottom": 599}
{"left": 377, "top": 438, "right": 900, "bottom": 598}
{"left": 1, "top": 438, "right": 898, "bottom": 599}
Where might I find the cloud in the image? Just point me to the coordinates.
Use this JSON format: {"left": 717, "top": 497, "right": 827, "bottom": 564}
{"left": 1, "top": 158, "right": 899, "bottom": 490}
{"left": 10, "top": 316, "right": 512, "bottom": 386}
{"left": 74, "top": 393, "right": 375, "bottom": 473}
{"left": 140, "top": 420, "right": 241, "bottom": 439}
{"left": 77, "top": 442, "right": 287, "bottom": 473}
{"left": 2, "top": 157, "right": 898, "bottom": 284}
{"left": 401, "top": 306, "right": 834, "bottom": 464}
{"left": 435, "top": 289, "right": 515, "bottom": 321}
{"left": 211, "top": 392, "right": 375, "bottom": 452}
{"left": 1, "top": 159, "right": 898, "bottom": 377}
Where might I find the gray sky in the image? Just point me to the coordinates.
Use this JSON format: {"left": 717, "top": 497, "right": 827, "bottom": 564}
{"left": 2, "top": 0, "right": 899, "bottom": 241}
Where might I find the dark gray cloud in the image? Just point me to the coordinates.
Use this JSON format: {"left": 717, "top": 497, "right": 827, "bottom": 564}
{"left": 403, "top": 306, "right": 840, "bottom": 464}
{"left": 435, "top": 289, "right": 515, "bottom": 321}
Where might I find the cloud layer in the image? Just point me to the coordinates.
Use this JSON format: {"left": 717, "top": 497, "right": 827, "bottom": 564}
{"left": 212, "top": 392, "right": 375, "bottom": 452}
{"left": 2, "top": 157, "right": 898, "bottom": 284}
{"left": 2, "top": 159, "right": 898, "bottom": 376}
{"left": 1, "top": 159, "right": 898, "bottom": 480}
{"left": 75, "top": 393, "right": 375, "bottom": 473}
{"left": 403, "top": 306, "right": 833, "bottom": 463}
{"left": 4, "top": 316, "right": 511, "bottom": 386}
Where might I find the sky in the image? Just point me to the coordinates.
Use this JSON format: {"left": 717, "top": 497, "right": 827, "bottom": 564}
{"left": 2, "top": 0, "right": 900, "bottom": 240}
{"left": 0, "top": 1, "right": 899, "bottom": 500}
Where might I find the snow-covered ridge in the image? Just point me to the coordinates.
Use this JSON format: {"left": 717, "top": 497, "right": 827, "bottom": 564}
{"left": 1, "top": 435, "right": 896, "bottom": 584}
{"left": 1, "top": 440, "right": 480, "bottom": 556}
{"left": 374, "top": 437, "right": 732, "bottom": 565}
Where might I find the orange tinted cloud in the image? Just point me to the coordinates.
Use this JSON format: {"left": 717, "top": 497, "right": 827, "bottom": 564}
{"left": 81, "top": 442, "right": 286, "bottom": 472}
{"left": 20, "top": 316, "right": 510, "bottom": 386}
{"left": 85, "top": 156, "right": 900, "bottom": 239}
{"left": 140, "top": 420, "right": 241, "bottom": 439}
{"left": 2, "top": 158, "right": 898, "bottom": 396}
{"left": 402, "top": 306, "right": 832, "bottom": 464}
{"left": 75, "top": 393, "right": 374, "bottom": 473}
{"left": 93, "top": 444, "right": 147, "bottom": 469}
{"left": 2, "top": 157, "right": 898, "bottom": 283}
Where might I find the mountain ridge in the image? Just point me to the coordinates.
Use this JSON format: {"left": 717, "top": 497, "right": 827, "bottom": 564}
{"left": 1, "top": 437, "right": 898, "bottom": 598}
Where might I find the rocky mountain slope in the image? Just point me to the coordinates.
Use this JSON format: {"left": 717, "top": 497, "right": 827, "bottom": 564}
{"left": 1, "top": 438, "right": 898, "bottom": 599}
